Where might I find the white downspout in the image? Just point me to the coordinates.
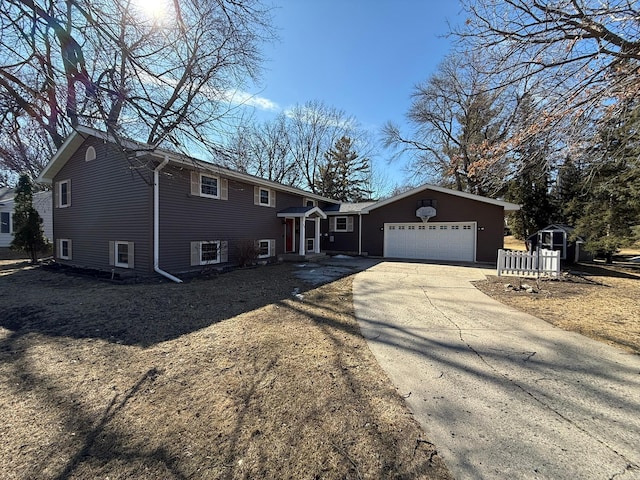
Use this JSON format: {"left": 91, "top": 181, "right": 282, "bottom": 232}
{"left": 154, "top": 156, "right": 183, "bottom": 283}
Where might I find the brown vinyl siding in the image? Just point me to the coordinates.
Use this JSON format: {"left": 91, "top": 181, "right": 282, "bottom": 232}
{"left": 361, "top": 189, "right": 504, "bottom": 263}
{"left": 157, "top": 165, "right": 307, "bottom": 273}
{"left": 52, "top": 137, "right": 153, "bottom": 275}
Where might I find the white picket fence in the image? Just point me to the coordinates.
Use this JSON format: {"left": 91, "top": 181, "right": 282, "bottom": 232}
{"left": 497, "top": 248, "right": 561, "bottom": 277}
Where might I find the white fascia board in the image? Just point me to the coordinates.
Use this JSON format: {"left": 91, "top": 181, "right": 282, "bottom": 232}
{"left": 37, "top": 126, "right": 151, "bottom": 184}
{"left": 361, "top": 184, "right": 521, "bottom": 212}
{"left": 146, "top": 150, "right": 340, "bottom": 205}
{"left": 324, "top": 210, "right": 370, "bottom": 216}
{"left": 42, "top": 126, "right": 340, "bottom": 204}
{"left": 37, "top": 130, "right": 83, "bottom": 183}
{"left": 276, "top": 206, "right": 327, "bottom": 219}
{"left": 75, "top": 126, "right": 155, "bottom": 151}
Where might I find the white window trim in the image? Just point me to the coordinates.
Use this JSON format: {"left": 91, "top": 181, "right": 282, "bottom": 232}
{"left": 306, "top": 237, "right": 314, "bottom": 252}
{"left": 58, "top": 238, "right": 72, "bottom": 260}
{"left": 57, "top": 179, "right": 71, "bottom": 208}
{"left": 0, "top": 211, "right": 12, "bottom": 234}
{"left": 200, "top": 174, "right": 220, "bottom": 199}
{"left": 259, "top": 188, "right": 270, "bottom": 205}
{"left": 257, "top": 239, "right": 275, "bottom": 259}
{"left": 304, "top": 197, "right": 317, "bottom": 207}
{"left": 200, "top": 240, "right": 221, "bottom": 265}
{"left": 540, "top": 230, "right": 567, "bottom": 259}
{"left": 190, "top": 240, "right": 228, "bottom": 266}
{"left": 254, "top": 186, "right": 276, "bottom": 208}
{"left": 190, "top": 171, "right": 228, "bottom": 200}
{"left": 335, "top": 216, "right": 349, "bottom": 232}
{"left": 114, "top": 241, "right": 131, "bottom": 268}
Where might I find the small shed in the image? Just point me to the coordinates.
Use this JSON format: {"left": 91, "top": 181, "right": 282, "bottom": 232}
{"left": 527, "top": 224, "right": 590, "bottom": 263}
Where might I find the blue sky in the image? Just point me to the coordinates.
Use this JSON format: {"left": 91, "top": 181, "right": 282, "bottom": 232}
{"left": 245, "top": 0, "right": 465, "bottom": 190}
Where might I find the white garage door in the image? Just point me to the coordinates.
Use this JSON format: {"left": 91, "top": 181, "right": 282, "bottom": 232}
{"left": 384, "top": 222, "right": 476, "bottom": 262}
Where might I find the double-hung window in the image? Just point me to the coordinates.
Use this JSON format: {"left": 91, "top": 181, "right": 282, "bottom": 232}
{"left": 115, "top": 242, "right": 130, "bottom": 267}
{"left": 191, "top": 240, "right": 228, "bottom": 266}
{"left": 200, "top": 175, "right": 219, "bottom": 198}
{"left": 257, "top": 239, "right": 275, "bottom": 258}
{"left": 0, "top": 212, "right": 11, "bottom": 234}
{"left": 56, "top": 180, "right": 71, "bottom": 208}
{"left": 201, "top": 241, "right": 220, "bottom": 264}
{"left": 260, "top": 188, "right": 269, "bottom": 205}
{"left": 254, "top": 186, "right": 275, "bottom": 207}
{"left": 191, "top": 172, "right": 228, "bottom": 200}
{"left": 331, "top": 216, "right": 353, "bottom": 232}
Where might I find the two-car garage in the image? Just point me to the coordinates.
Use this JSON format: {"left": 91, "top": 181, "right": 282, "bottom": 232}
{"left": 326, "top": 184, "right": 520, "bottom": 263}
{"left": 383, "top": 222, "right": 477, "bottom": 262}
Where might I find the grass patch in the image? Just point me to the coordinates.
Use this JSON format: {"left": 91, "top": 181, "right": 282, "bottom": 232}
{"left": 0, "top": 260, "right": 451, "bottom": 480}
{"left": 475, "top": 263, "right": 640, "bottom": 354}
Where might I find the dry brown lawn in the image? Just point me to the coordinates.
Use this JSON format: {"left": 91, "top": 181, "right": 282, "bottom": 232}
{"left": 492, "top": 236, "right": 640, "bottom": 354}
{"left": 475, "top": 263, "right": 640, "bottom": 354}
{"left": 503, "top": 235, "right": 528, "bottom": 251}
{"left": 3, "top": 244, "right": 639, "bottom": 480}
{"left": 0, "top": 259, "right": 451, "bottom": 480}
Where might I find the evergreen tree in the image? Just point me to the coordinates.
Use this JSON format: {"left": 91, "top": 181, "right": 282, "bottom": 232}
{"left": 506, "top": 166, "right": 553, "bottom": 240}
{"left": 575, "top": 106, "right": 640, "bottom": 262}
{"left": 10, "top": 174, "right": 49, "bottom": 263}
{"left": 505, "top": 93, "right": 554, "bottom": 239}
{"left": 553, "top": 156, "right": 587, "bottom": 227}
{"left": 314, "top": 137, "right": 371, "bottom": 202}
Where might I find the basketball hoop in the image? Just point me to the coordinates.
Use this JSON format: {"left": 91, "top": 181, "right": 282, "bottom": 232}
{"left": 416, "top": 206, "right": 437, "bottom": 223}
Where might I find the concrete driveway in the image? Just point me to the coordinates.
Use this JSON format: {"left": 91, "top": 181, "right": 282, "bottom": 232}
{"left": 353, "top": 261, "right": 640, "bottom": 480}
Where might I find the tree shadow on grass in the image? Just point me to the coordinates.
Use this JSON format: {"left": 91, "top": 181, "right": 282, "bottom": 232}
{"left": 49, "top": 368, "right": 188, "bottom": 480}
{"left": 0, "top": 262, "right": 450, "bottom": 480}
{"left": 569, "top": 262, "right": 640, "bottom": 280}
{"left": 0, "top": 262, "right": 307, "bottom": 348}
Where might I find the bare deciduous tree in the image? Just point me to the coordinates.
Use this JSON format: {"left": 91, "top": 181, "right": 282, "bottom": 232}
{"left": 0, "top": 0, "right": 274, "bottom": 178}
{"left": 226, "top": 112, "right": 299, "bottom": 185}
{"left": 382, "top": 53, "right": 516, "bottom": 195}
{"left": 0, "top": 122, "right": 54, "bottom": 182}
{"left": 457, "top": 0, "right": 640, "bottom": 119}
{"left": 287, "top": 100, "right": 361, "bottom": 193}
{"left": 226, "top": 100, "right": 377, "bottom": 194}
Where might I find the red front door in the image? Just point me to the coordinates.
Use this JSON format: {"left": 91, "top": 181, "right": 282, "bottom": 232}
{"left": 285, "top": 218, "right": 294, "bottom": 252}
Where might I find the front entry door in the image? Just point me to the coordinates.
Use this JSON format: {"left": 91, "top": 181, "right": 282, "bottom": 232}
{"left": 285, "top": 218, "right": 295, "bottom": 252}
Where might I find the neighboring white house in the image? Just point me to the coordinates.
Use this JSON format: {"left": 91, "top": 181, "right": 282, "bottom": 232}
{"left": 0, "top": 188, "right": 53, "bottom": 248}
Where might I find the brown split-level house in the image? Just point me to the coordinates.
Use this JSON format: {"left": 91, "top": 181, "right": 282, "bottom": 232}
{"left": 38, "top": 127, "right": 519, "bottom": 281}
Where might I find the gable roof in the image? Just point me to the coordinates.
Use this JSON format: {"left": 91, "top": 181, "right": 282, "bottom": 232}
{"left": 360, "top": 184, "right": 520, "bottom": 212}
{"left": 539, "top": 224, "right": 575, "bottom": 233}
{"left": 276, "top": 206, "right": 327, "bottom": 219}
{"left": 37, "top": 126, "right": 340, "bottom": 204}
{"left": 0, "top": 188, "right": 50, "bottom": 207}
{"left": 527, "top": 224, "right": 585, "bottom": 242}
{"left": 0, "top": 186, "right": 14, "bottom": 203}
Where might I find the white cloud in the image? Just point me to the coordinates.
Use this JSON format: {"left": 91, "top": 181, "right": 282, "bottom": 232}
{"left": 135, "top": 72, "right": 280, "bottom": 112}
{"left": 222, "top": 90, "right": 279, "bottom": 111}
